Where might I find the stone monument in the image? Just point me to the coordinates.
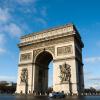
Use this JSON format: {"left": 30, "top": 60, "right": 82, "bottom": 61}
{"left": 16, "top": 23, "right": 84, "bottom": 95}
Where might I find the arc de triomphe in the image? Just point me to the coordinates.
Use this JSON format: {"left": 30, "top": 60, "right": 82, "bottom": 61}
{"left": 16, "top": 23, "right": 84, "bottom": 95}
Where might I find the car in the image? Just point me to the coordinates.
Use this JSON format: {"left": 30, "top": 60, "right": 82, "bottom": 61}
{"left": 49, "top": 92, "right": 65, "bottom": 98}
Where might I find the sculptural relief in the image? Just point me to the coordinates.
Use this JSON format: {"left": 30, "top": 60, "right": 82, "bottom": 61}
{"left": 33, "top": 46, "right": 55, "bottom": 61}
{"left": 59, "top": 63, "right": 71, "bottom": 83}
{"left": 20, "top": 36, "right": 74, "bottom": 51}
{"left": 20, "top": 53, "right": 32, "bottom": 61}
{"left": 20, "top": 25, "right": 73, "bottom": 43}
{"left": 20, "top": 68, "right": 28, "bottom": 83}
{"left": 57, "top": 45, "right": 72, "bottom": 56}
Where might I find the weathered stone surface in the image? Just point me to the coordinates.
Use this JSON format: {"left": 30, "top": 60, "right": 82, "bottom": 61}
{"left": 16, "top": 23, "right": 84, "bottom": 95}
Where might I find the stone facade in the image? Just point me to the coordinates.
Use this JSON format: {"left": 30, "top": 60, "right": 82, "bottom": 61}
{"left": 16, "top": 23, "right": 84, "bottom": 95}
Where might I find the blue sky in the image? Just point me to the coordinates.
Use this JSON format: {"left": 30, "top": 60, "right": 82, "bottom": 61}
{"left": 0, "top": 0, "right": 100, "bottom": 89}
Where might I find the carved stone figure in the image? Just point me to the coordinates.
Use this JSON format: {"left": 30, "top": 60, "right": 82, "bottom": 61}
{"left": 59, "top": 63, "right": 71, "bottom": 83}
{"left": 20, "top": 68, "right": 28, "bottom": 83}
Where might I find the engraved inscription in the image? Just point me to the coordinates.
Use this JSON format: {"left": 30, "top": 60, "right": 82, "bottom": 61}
{"left": 57, "top": 45, "right": 72, "bottom": 56}
{"left": 20, "top": 53, "right": 32, "bottom": 61}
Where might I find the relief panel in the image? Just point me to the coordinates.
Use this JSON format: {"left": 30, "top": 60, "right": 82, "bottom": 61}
{"left": 20, "top": 68, "right": 28, "bottom": 83}
{"left": 20, "top": 53, "right": 32, "bottom": 61}
{"left": 57, "top": 45, "right": 72, "bottom": 56}
{"left": 59, "top": 63, "right": 71, "bottom": 83}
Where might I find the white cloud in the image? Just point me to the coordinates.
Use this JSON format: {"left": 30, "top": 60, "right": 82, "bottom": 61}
{"left": 88, "top": 77, "right": 100, "bottom": 81}
{"left": 0, "top": 1, "right": 47, "bottom": 39}
{"left": 35, "top": 18, "right": 47, "bottom": 26}
{"left": 85, "top": 75, "right": 100, "bottom": 89}
{"left": 0, "top": 23, "right": 22, "bottom": 38}
{"left": 92, "top": 83, "right": 100, "bottom": 90}
{"left": 0, "top": 75, "right": 16, "bottom": 82}
{"left": 0, "top": 48, "right": 6, "bottom": 54}
{"left": 84, "top": 57, "right": 100, "bottom": 63}
{"left": 0, "top": 34, "right": 5, "bottom": 45}
{"left": 0, "top": 34, "right": 6, "bottom": 54}
{"left": 5, "top": 23, "right": 23, "bottom": 37}
{"left": 23, "top": 7, "right": 37, "bottom": 14}
{"left": 86, "top": 82, "right": 100, "bottom": 90}
{"left": 17, "top": 0, "right": 36, "bottom": 4}
{"left": 0, "top": 7, "right": 22, "bottom": 38}
{"left": 0, "top": 8, "right": 10, "bottom": 22}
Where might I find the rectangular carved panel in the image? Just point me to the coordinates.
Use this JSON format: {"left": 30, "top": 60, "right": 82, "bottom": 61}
{"left": 20, "top": 53, "right": 32, "bottom": 61}
{"left": 57, "top": 45, "right": 72, "bottom": 56}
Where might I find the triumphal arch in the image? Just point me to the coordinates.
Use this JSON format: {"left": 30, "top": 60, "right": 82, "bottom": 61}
{"left": 16, "top": 23, "right": 84, "bottom": 95}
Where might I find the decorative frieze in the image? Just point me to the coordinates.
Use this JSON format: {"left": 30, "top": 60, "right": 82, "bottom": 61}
{"left": 21, "top": 24, "right": 74, "bottom": 43}
{"left": 20, "top": 53, "right": 32, "bottom": 61}
{"left": 57, "top": 45, "right": 72, "bottom": 56}
{"left": 20, "top": 36, "right": 74, "bottom": 51}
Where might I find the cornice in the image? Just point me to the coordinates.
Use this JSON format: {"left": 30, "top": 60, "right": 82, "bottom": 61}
{"left": 21, "top": 23, "right": 74, "bottom": 39}
{"left": 18, "top": 32, "right": 74, "bottom": 47}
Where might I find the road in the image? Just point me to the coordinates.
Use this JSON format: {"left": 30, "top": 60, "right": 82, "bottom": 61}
{"left": 0, "top": 95, "right": 100, "bottom": 100}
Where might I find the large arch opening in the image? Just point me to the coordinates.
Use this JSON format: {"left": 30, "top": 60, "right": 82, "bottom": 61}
{"left": 35, "top": 51, "right": 53, "bottom": 93}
